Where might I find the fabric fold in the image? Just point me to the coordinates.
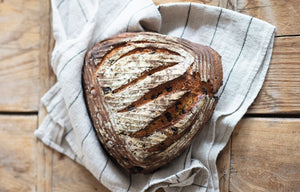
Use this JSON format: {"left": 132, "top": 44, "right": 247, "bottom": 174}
{"left": 35, "top": 1, "right": 275, "bottom": 191}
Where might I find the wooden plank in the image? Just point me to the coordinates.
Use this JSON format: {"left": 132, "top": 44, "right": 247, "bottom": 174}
{"left": 0, "top": 115, "right": 37, "bottom": 192}
{"left": 52, "top": 151, "right": 110, "bottom": 192}
{"left": 35, "top": 141, "right": 53, "bottom": 192}
{"left": 38, "top": 0, "right": 56, "bottom": 90}
{"left": 218, "top": 0, "right": 237, "bottom": 10}
{"left": 217, "top": 138, "right": 231, "bottom": 192}
{"left": 0, "top": 0, "right": 40, "bottom": 112}
{"left": 249, "top": 36, "right": 300, "bottom": 114}
{"left": 230, "top": 118, "right": 300, "bottom": 191}
{"left": 237, "top": 0, "right": 300, "bottom": 36}
{"left": 35, "top": 0, "right": 56, "bottom": 191}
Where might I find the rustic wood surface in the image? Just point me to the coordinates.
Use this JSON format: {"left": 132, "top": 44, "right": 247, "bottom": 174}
{"left": 52, "top": 151, "right": 110, "bottom": 192}
{"left": 35, "top": 0, "right": 56, "bottom": 190}
{"left": 0, "top": 0, "right": 40, "bottom": 112}
{"left": 0, "top": 0, "right": 299, "bottom": 191}
{"left": 0, "top": 115, "right": 37, "bottom": 192}
{"left": 237, "top": 0, "right": 300, "bottom": 36}
{"left": 217, "top": 139, "right": 231, "bottom": 192}
{"left": 230, "top": 118, "right": 300, "bottom": 191}
{"left": 248, "top": 36, "right": 300, "bottom": 114}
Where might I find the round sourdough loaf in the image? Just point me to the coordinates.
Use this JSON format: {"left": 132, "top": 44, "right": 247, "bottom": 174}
{"left": 82, "top": 32, "right": 222, "bottom": 173}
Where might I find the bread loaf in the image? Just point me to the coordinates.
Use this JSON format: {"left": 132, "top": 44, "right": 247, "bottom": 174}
{"left": 82, "top": 32, "right": 222, "bottom": 173}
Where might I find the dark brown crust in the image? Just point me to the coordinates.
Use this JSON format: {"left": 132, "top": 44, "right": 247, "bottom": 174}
{"left": 82, "top": 32, "right": 223, "bottom": 173}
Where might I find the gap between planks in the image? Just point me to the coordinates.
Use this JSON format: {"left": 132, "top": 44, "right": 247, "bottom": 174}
{"left": 276, "top": 34, "right": 300, "bottom": 38}
{"left": 0, "top": 111, "right": 38, "bottom": 116}
{"left": 2, "top": 111, "right": 298, "bottom": 118}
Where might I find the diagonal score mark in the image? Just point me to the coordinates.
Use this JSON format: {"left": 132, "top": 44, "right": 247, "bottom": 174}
{"left": 112, "top": 61, "right": 179, "bottom": 95}
{"left": 116, "top": 70, "right": 191, "bottom": 113}
{"left": 128, "top": 90, "right": 190, "bottom": 138}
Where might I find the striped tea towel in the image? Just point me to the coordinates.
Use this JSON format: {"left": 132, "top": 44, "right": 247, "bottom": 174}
{"left": 34, "top": 0, "right": 275, "bottom": 191}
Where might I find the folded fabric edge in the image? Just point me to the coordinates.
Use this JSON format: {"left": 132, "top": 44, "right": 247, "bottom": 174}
{"left": 158, "top": 2, "right": 275, "bottom": 32}
{"left": 40, "top": 82, "right": 61, "bottom": 108}
{"left": 207, "top": 28, "right": 276, "bottom": 191}
{"left": 144, "top": 160, "right": 208, "bottom": 192}
{"left": 34, "top": 115, "right": 76, "bottom": 160}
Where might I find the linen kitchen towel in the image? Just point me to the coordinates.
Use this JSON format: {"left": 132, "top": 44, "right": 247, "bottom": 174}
{"left": 35, "top": 0, "right": 275, "bottom": 191}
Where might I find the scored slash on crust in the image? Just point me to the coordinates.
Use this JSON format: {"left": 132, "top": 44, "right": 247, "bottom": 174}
{"left": 83, "top": 32, "right": 223, "bottom": 173}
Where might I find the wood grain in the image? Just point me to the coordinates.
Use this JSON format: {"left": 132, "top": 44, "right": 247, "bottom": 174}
{"left": 249, "top": 36, "right": 300, "bottom": 114}
{"left": 218, "top": 0, "right": 237, "bottom": 10}
{"left": 237, "top": 0, "right": 300, "bottom": 36}
{"left": 217, "top": 138, "right": 231, "bottom": 192}
{"left": 230, "top": 118, "right": 300, "bottom": 191}
{"left": 0, "top": 115, "right": 37, "bottom": 192}
{"left": 35, "top": 141, "right": 53, "bottom": 192}
{"left": 52, "top": 151, "right": 110, "bottom": 192}
{"left": 0, "top": 0, "right": 40, "bottom": 112}
{"left": 35, "top": 0, "right": 56, "bottom": 191}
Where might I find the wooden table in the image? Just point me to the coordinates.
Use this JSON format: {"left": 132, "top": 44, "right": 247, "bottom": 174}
{"left": 0, "top": 0, "right": 299, "bottom": 191}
